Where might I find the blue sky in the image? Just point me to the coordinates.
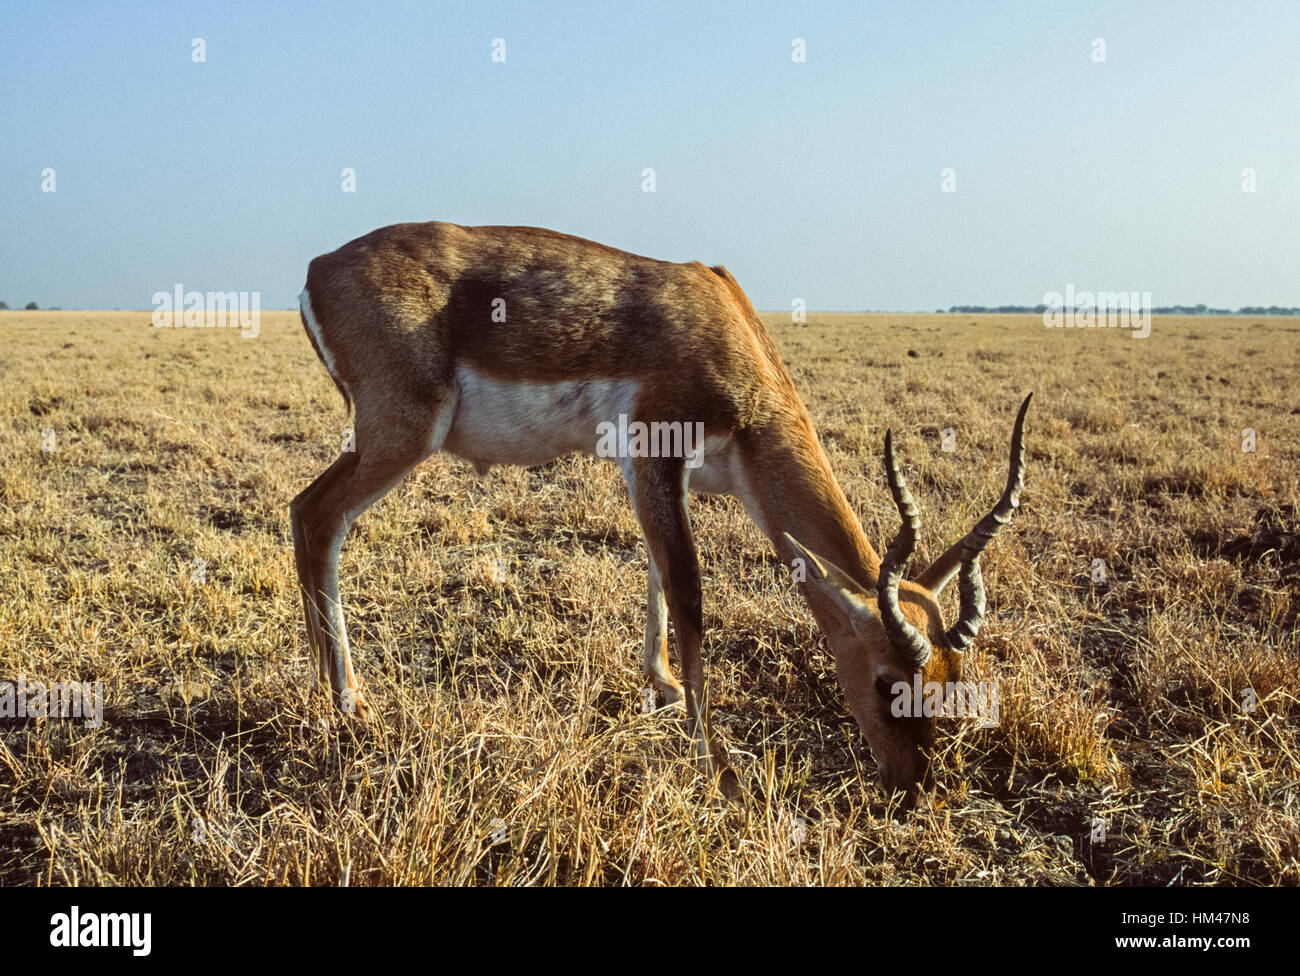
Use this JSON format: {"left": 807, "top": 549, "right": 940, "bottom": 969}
{"left": 1, "top": 0, "right": 1296, "bottom": 310}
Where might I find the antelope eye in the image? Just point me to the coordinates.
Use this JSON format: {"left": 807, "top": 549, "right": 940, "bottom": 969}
{"left": 875, "top": 676, "right": 896, "bottom": 699}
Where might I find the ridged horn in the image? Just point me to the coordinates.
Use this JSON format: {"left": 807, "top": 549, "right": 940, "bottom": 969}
{"left": 877, "top": 429, "right": 932, "bottom": 669}
{"left": 943, "top": 393, "right": 1031, "bottom": 651}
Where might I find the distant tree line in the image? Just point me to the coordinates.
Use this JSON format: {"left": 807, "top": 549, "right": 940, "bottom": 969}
{"left": 939, "top": 303, "right": 1300, "bottom": 315}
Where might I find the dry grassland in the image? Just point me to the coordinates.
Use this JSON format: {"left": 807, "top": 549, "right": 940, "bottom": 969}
{"left": 1, "top": 309, "right": 1296, "bottom": 885}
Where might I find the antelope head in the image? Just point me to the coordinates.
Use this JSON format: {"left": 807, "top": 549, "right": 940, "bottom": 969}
{"left": 786, "top": 393, "right": 1031, "bottom": 801}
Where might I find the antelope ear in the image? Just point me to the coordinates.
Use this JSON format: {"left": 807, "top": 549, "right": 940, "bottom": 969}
{"left": 783, "top": 533, "right": 876, "bottom": 636}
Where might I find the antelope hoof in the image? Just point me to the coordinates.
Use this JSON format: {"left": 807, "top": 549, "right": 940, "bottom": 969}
{"left": 337, "top": 685, "right": 373, "bottom": 722}
{"left": 654, "top": 678, "right": 685, "bottom": 707}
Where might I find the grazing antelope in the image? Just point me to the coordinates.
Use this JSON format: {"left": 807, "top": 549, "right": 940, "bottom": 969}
{"left": 291, "top": 221, "right": 1030, "bottom": 799}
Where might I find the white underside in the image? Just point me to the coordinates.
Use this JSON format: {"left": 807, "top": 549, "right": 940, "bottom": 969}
{"left": 441, "top": 366, "right": 636, "bottom": 468}
{"left": 436, "top": 365, "right": 751, "bottom": 504}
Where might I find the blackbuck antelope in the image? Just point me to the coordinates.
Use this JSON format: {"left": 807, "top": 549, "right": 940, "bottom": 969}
{"left": 291, "top": 221, "right": 1030, "bottom": 799}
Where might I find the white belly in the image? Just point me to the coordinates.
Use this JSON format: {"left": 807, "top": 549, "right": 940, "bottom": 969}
{"left": 442, "top": 366, "right": 640, "bottom": 469}
{"left": 439, "top": 367, "right": 750, "bottom": 505}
